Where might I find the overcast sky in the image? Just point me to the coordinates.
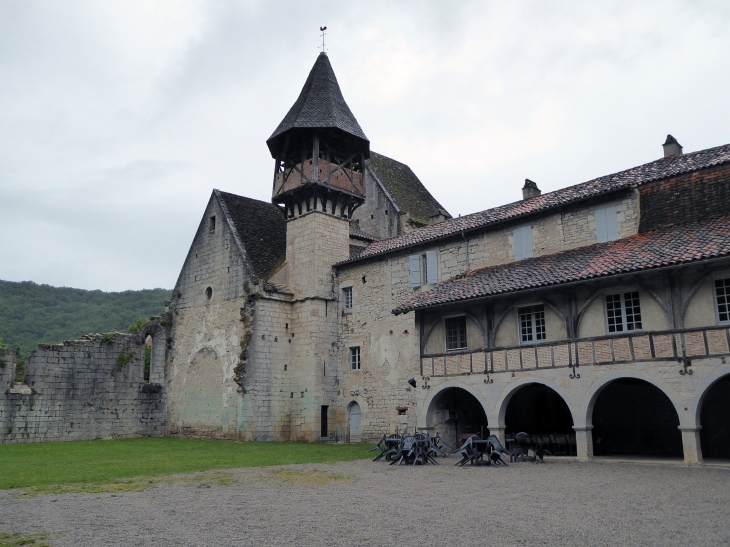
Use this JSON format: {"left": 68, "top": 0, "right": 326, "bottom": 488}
{"left": 1, "top": 1, "right": 729, "bottom": 292}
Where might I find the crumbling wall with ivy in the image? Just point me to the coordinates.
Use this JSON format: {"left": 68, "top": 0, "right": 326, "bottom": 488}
{"left": 0, "top": 332, "right": 165, "bottom": 444}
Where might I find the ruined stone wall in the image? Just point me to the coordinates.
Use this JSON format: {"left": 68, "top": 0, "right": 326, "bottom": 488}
{"left": 0, "top": 334, "right": 164, "bottom": 444}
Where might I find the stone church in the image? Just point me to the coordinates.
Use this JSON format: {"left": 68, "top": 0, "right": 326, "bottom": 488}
{"left": 2, "top": 52, "right": 730, "bottom": 464}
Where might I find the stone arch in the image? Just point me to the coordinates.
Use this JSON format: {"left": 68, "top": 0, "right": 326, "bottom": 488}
{"left": 138, "top": 323, "right": 166, "bottom": 385}
{"left": 691, "top": 365, "right": 730, "bottom": 460}
{"left": 424, "top": 382, "right": 489, "bottom": 447}
{"left": 582, "top": 370, "right": 683, "bottom": 428}
{"left": 178, "top": 346, "right": 224, "bottom": 431}
{"left": 586, "top": 372, "right": 683, "bottom": 457}
{"left": 496, "top": 377, "right": 577, "bottom": 427}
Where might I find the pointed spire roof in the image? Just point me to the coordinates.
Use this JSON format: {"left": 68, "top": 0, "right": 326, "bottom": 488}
{"left": 266, "top": 53, "right": 369, "bottom": 158}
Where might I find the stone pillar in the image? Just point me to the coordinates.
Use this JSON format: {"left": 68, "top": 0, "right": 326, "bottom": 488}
{"left": 573, "top": 425, "right": 594, "bottom": 460}
{"left": 678, "top": 425, "right": 703, "bottom": 464}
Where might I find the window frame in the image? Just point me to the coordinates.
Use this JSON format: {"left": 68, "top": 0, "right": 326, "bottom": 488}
{"left": 714, "top": 277, "right": 730, "bottom": 325}
{"left": 603, "top": 290, "right": 643, "bottom": 334}
{"left": 342, "top": 286, "right": 353, "bottom": 310}
{"left": 512, "top": 225, "right": 533, "bottom": 261}
{"left": 444, "top": 315, "right": 468, "bottom": 351}
{"left": 594, "top": 204, "right": 620, "bottom": 243}
{"left": 349, "top": 346, "right": 361, "bottom": 371}
{"left": 409, "top": 250, "right": 438, "bottom": 288}
{"left": 517, "top": 304, "right": 546, "bottom": 345}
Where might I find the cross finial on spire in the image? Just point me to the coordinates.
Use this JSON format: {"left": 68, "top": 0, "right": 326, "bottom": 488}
{"left": 319, "top": 26, "right": 327, "bottom": 52}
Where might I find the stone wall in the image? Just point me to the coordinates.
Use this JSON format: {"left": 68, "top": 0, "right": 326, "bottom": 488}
{"left": 0, "top": 333, "right": 165, "bottom": 444}
{"left": 396, "top": 190, "right": 641, "bottom": 286}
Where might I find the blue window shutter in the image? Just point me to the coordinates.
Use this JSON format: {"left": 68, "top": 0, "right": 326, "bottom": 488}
{"left": 522, "top": 226, "right": 533, "bottom": 258}
{"left": 409, "top": 255, "right": 421, "bottom": 287}
{"left": 513, "top": 228, "right": 524, "bottom": 260}
{"left": 605, "top": 206, "right": 619, "bottom": 240}
{"left": 595, "top": 208, "right": 608, "bottom": 242}
{"left": 426, "top": 251, "right": 438, "bottom": 284}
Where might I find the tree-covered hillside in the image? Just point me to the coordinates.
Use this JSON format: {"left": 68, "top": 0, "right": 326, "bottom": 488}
{"left": 0, "top": 280, "right": 171, "bottom": 355}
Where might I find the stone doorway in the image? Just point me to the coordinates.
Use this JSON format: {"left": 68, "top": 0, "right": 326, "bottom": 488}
{"left": 348, "top": 402, "right": 361, "bottom": 443}
{"left": 591, "top": 378, "right": 682, "bottom": 458}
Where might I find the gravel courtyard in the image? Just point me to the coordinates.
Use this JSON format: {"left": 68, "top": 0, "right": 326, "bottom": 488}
{"left": 1, "top": 458, "right": 729, "bottom": 546}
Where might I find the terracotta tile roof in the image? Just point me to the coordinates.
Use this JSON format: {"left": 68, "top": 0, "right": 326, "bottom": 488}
{"left": 345, "top": 143, "right": 730, "bottom": 264}
{"left": 392, "top": 216, "right": 730, "bottom": 314}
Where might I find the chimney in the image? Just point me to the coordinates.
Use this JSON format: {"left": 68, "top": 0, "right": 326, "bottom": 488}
{"left": 522, "top": 179, "right": 541, "bottom": 200}
{"left": 663, "top": 134, "right": 683, "bottom": 158}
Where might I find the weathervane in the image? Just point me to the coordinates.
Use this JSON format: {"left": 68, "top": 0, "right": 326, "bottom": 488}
{"left": 320, "top": 26, "right": 327, "bottom": 52}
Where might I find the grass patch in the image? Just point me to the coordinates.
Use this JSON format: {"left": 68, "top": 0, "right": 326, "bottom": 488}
{"left": 12, "top": 471, "right": 241, "bottom": 498}
{"left": 0, "top": 533, "right": 52, "bottom": 546}
{"left": 264, "top": 468, "right": 353, "bottom": 486}
{"left": 0, "top": 438, "right": 368, "bottom": 490}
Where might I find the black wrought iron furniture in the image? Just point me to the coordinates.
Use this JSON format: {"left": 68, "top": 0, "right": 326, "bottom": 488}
{"left": 451, "top": 435, "right": 512, "bottom": 467}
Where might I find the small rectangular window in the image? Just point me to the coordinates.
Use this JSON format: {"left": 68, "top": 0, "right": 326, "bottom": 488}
{"left": 518, "top": 305, "right": 545, "bottom": 343}
{"left": 410, "top": 251, "right": 438, "bottom": 287}
{"left": 595, "top": 206, "right": 619, "bottom": 243}
{"left": 343, "top": 287, "right": 353, "bottom": 309}
{"left": 715, "top": 278, "right": 730, "bottom": 323}
{"left": 210, "top": 216, "right": 216, "bottom": 231}
{"left": 513, "top": 226, "right": 533, "bottom": 260}
{"left": 605, "top": 291, "right": 642, "bottom": 332}
{"left": 350, "top": 347, "right": 361, "bottom": 371}
{"left": 445, "top": 316, "right": 467, "bottom": 350}
{"left": 320, "top": 405, "right": 329, "bottom": 437}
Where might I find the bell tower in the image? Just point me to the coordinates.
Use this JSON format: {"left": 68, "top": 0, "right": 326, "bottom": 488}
{"left": 267, "top": 52, "right": 370, "bottom": 299}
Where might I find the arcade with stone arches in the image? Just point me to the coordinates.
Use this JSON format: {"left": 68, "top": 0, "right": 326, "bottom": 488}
{"left": 418, "top": 362, "right": 730, "bottom": 463}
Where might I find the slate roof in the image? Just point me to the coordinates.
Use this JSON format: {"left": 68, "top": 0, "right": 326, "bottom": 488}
{"left": 344, "top": 142, "right": 730, "bottom": 264}
{"left": 216, "top": 190, "right": 380, "bottom": 280}
{"left": 367, "top": 152, "right": 451, "bottom": 225}
{"left": 217, "top": 191, "right": 287, "bottom": 280}
{"left": 392, "top": 216, "right": 730, "bottom": 314}
{"left": 266, "top": 53, "right": 369, "bottom": 157}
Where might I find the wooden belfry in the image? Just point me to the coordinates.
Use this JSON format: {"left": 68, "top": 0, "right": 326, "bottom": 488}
{"left": 267, "top": 52, "right": 370, "bottom": 220}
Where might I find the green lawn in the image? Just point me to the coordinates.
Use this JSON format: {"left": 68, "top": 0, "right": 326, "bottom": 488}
{"left": 0, "top": 438, "right": 369, "bottom": 489}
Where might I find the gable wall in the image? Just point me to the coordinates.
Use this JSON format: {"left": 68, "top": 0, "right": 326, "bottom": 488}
{"left": 351, "top": 168, "right": 401, "bottom": 239}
